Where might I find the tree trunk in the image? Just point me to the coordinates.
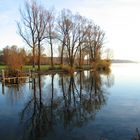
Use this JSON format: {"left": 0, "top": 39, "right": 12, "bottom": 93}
{"left": 70, "top": 56, "right": 74, "bottom": 68}
{"left": 60, "top": 42, "right": 65, "bottom": 66}
{"left": 60, "top": 49, "right": 64, "bottom": 66}
{"left": 38, "top": 44, "right": 41, "bottom": 71}
{"left": 50, "top": 41, "right": 54, "bottom": 68}
{"left": 33, "top": 46, "right": 35, "bottom": 69}
{"left": 79, "top": 46, "right": 82, "bottom": 67}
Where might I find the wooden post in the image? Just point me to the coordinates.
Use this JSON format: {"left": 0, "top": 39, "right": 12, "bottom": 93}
{"left": 1, "top": 69, "right": 5, "bottom": 94}
{"left": 32, "top": 68, "right": 35, "bottom": 78}
{"left": 29, "top": 69, "right": 32, "bottom": 83}
{"left": 2, "top": 69, "right": 5, "bottom": 84}
{"left": 2, "top": 83, "right": 4, "bottom": 95}
{"left": 29, "top": 69, "right": 31, "bottom": 77}
{"left": 17, "top": 70, "right": 19, "bottom": 84}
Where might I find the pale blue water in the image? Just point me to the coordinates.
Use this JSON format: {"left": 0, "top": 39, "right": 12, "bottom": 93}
{"left": 0, "top": 63, "right": 140, "bottom": 140}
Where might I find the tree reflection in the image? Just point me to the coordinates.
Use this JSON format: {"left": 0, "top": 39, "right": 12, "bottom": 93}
{"left": 20, "top": 75, "right": 53, "bottom": 140}
{"left": 59, "top": 71, "right": 109, "bottom": 129}
{"left": 2, "top": 83, "right": 26, "bottom": 105}
{"left": 20, "top": 71, "right": 113, "bottom": 139}
{"left": 132, "top": 128, "right": 140, "bottom": 140}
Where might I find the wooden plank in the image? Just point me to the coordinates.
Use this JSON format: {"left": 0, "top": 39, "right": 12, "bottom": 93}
{"left": 4, "top": 76, "right": 29, "bottom": 80}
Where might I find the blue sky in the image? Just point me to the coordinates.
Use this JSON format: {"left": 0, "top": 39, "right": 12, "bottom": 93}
{"left": 0, "top": 0, "right": 140, "bottom": 60}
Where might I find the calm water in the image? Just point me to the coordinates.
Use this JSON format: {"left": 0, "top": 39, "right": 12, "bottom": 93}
{"left": 0, "top": 63, "right": 140, "bottom": 140}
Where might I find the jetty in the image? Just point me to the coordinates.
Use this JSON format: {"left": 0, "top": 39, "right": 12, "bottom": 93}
{"left": 0, "top": 69, "right": 34, "bottom": 85}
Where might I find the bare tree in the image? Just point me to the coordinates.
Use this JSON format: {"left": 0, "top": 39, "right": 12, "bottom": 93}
{"left": 17, "top": 2, "right": 107, "bottom": 71}
{"left": 46, "top": 9, "right": 56, "bottom": 68}
{"left": 76, "top": 15, "right": 88, "bottom": 68}
{"left": 85, "top": 23, "right": 105, "bottom": 66}
{"left": 17, "top": 0, "right": 49, "bottom": 71}
{"left": 104, "top": 48, "right": 113, "bottom": 61}
{"left": 92, "top": 25, "right": 105, "bottom": 62}
{"left": 57, "top": 9, "right": 87, "bottom": 68}
{"left": 56, "top": 9, "right": 72, "bottom": 66}
{"left": 17, "top": 1, "right": 38, "bottom": 69}
{"left": 35, "top": 6, "right": 48, "bottom": 71}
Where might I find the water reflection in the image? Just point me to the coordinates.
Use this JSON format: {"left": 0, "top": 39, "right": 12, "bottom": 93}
{"left": 20, "top": 76, "right": 51, "bottom": 139}
{"left": 59, "top": 71, "right": 106, "bottom": 129}
{"left": 132, "top": 128, "right": 140, "bottom": 140}
{"left": 19, "top": 71, "right": 113, "bottom": 140}
{"left": 2, "top": 83, "right": 26, "bottom": 105}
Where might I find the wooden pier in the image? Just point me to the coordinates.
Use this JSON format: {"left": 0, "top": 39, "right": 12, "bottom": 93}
{"left": 2, "top": 76, "right": 30, "bottom": 84}
{"left": 1, "top": 69, "right": 33, "bottom": 84}
{"left": 0, "top": 69, "right": 35, "bottom": 95}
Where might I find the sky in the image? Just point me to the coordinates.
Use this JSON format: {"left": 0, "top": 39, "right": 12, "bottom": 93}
{"left": 0, "top": 0, "right": 140, "bottom": 60}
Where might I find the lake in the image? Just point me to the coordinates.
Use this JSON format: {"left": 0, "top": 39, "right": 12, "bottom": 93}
{"left": 0, "top": 63, "right": 140, "bottom": 140}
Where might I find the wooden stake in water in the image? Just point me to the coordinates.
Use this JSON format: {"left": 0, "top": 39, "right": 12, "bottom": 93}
{"left": 1, "top": 69, "right": 5, "bottom": 83}
{"left": 1, "top": 69, "right": 5, "bottom": 94}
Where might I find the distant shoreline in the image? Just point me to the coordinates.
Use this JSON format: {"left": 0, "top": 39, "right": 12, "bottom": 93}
{"left": 111, "top": 59, "right": 138, "bottom": 63}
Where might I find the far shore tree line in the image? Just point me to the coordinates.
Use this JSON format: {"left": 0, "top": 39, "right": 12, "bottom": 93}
{"left": 1, "top": 0, "right": 112, "bottom": 75}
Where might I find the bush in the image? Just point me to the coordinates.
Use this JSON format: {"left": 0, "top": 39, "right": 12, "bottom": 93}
{"left": 3, "top": 46, "right": 26, "bottom": 76}
{"left": 61, "top": 65, "right": 75, "bottom": 73}
{"left": 92, "top": 60, "right": 111, "bottom": 72}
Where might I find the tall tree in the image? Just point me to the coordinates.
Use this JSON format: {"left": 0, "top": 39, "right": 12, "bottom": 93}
{"left": 35, "top": 5, "right": 48, "bottom": 71}
{"left": 92, "top": 25, "right": 105, "bottom": 62}
{"left": 46, "top": 9, "right": 56, "bottom": 68}
{"left": 17, "top": 0, "right": 48, "bottom": 71}
{"left": 56, "top": 9, "right": 72, "bottom": 66}
{"left": 86, "top": 23, "right": 105, "bottom": 66}
{"left": 17, "top": 1, "right": 38, "bottom": 69}
{"left": 57, "top": 9, "right": 87, "bottom": 68}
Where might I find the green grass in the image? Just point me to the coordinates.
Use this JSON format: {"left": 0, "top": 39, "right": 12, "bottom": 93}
{"left": 0, "top": 65, "right": 6, "bottom": 71}
{"left": 0, "top": 62, "right": 111, "bottom": 73}
{"left": 23, "top": 65, "right": 58, "bottom": 71}
{"left": 0, "top": 65, "right": 60, "bottom": 71}
{"left": 23, "top": 65, "right": 49, "bottom": 71}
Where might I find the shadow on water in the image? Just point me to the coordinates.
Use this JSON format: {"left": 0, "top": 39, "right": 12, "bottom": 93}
{"left": 18, "top": 71, "right": 115, "bottom": 140}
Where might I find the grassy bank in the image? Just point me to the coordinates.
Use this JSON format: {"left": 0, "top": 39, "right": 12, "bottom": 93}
{"left": 0, "top": 65, "right": 57, "bottom": 71}
{"left": 0, "top": 60, "right": 111, "bottom": 74}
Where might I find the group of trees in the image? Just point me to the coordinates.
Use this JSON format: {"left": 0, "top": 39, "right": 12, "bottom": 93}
{"left": 3, "top": 46, "right": 26, "bottom": 71}
{"left": 17, "top": 0, "right": 108, "bottom": 71}
{"left": 1, "top": 45, "right": 47, "bottom": 70}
